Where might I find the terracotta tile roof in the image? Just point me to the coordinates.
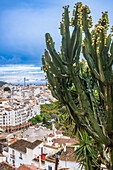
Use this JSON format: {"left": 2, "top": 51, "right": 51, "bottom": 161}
{"left": 0, "top": 136, "right": 6, "bottom": 139}
{"left": 5, "top": 108, "right": 12, "bottom": 111}
{"left": 17, "top": 164, "right": 40, "bottom": 170}
{"left": 59, "top": 168, "right": 71, "bottom": 170}
{"left": 48, "top": 134, "right": 55, "bottom": 137}
{"left": 52, "top": 138, "right": 78, "bottom": 147}
{"left": 0, "top": 99, "right": 7, "bottom": 102}
{"left": 9, "top": 139, "right": 42, "bottom": 153}
{"left": 0, "top": 161, "right": 17, "bottom": 170}
{"left": 59, "top": 146, "right": 76, "bottom": 162}
{"left": 56, "top": 130, "right": 62, "bottom": 135}
{"left": 0, "top": 154, "right": 5, "bottom": 157}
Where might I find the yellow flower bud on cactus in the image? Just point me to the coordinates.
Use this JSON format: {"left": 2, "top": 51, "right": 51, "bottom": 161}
{"left": 73, "top": 9, "right": 75, "bottom": 16}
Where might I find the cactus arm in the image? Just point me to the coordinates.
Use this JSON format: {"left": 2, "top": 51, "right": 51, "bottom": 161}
{"left": 70, "top": 6, "right": 82, "bottom": 63}
{"left": 96, "top": 50, "right": 105, "bottom": 82}
{"left": 82, "top": 45, "right": 100, "bottom": 80}
{"left": 64, "top": 89, "right": 85, "bottom": 116}
{"left": 107, "top": 55, "right": 113, "bottom": 69}
{"left": 107, "top": 42, "right": 113, "bottom": 69}
{"left": 60, "top": 23, "right": 66, "bottom": 62}
{"left": 45, "top": 33, "right": 67, "bottom": 73}
{"left": 44, "top": 50, "right": 62, "bottom": 77}
{"left": 106, "top": 34, "right": 111, "bottom": 52}
{"left": 82, "top": 8, "right": 95, "bottom": 60}
{"left": 71, "top": 27, "right": 82, "bottom": 64}
{"left": 64, "top": 7, "right": 70, "bottom": 60}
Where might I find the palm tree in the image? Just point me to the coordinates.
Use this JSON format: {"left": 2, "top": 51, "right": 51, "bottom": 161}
{"left": 74, "top": 131, "right": 101, "bottom": 170}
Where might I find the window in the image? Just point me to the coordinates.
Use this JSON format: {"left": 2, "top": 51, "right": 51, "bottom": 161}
{"left": 41, "top": 147, "right": 43, "bottom": 155}
{"left": 12, "top": 160, "right": 15, "bottom": 166}
{"left": 12, "top": 150, "right": 15, "bottom": 155}
{"left": 48, "top": 166, "right": 52, "bottom": 170}
{"left": 19, "top": 153, "right": 22, "bottom": 159}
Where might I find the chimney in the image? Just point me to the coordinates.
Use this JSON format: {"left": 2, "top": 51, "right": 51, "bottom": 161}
{"left": 52, "top": 122, "right": 55, "bottom": 134}
{"left": 55, "top": 154, "right": 58, "bottom": 170}
{"left": 64, "top": 144, "right": 66, "bottom": 152}
{"left": 39, "top": 155, "right": 41, "bottom": 169}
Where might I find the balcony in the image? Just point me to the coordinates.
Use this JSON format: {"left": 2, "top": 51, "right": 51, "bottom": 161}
{"left": 10, "top": 154, "right": 15, "bottom": 159}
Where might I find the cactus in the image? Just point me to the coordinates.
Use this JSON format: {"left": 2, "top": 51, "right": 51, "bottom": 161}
{"left": 42, "top": 2, "right": 113, "bottom": 168}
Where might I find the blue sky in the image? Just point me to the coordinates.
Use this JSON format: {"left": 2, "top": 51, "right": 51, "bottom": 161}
{"left": 0, "top": 0, "right": 113, "bottom": 84}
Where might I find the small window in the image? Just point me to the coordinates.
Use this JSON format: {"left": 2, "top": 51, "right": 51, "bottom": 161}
{"left": 12, "top": 150, "right": 15, "bottom": 155}
{"left": 48, "top": 166, "right": 52, "bottom": 170}
{"left": 12, "top": 160, "right": 15, "bottom": 166}
{"left": 19, "top": 153, "right": 22, "bottom": 159}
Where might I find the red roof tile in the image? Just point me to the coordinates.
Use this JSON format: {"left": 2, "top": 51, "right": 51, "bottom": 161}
{"left": 52, "top": 138, "right": 78, "bottom": 147}
{"left": 17, "top": 164, "right": 42, "bottom": 170}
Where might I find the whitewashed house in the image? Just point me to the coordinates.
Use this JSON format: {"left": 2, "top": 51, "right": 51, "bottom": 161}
{"left": 0, "top": 154, "right": 6, "bottom": 163}
{"left": 59, "top": 146, "right": 81, "bottom": 170}
{"left": 6, "top": 139, "right": 43, "bottom": 168}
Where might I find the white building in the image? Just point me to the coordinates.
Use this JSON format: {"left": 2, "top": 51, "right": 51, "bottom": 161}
{"left": 59, "top": 146, "right": 81, "bottom": 170}
{"left": 0, "top": 154, "right": 6, "bottom": 163}
{"left": 4, "top": 139, "right": 43, "bottom": 168}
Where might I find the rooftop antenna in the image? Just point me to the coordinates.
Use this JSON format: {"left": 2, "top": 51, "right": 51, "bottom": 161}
{"left": 24, "top": 77, "right": 26, "bottom": 87}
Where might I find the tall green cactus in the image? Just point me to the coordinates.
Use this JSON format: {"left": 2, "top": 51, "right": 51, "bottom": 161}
{"left": 42, "top": 2, "right": 113, "bottom": 168}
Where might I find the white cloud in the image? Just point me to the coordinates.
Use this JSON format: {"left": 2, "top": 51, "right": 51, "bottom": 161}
{"left": 0, "top": 64, "right": 46, "bottom": 84}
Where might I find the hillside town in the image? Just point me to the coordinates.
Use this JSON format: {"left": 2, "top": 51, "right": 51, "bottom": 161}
{"left": 0, "top": 84, "right": 80, "bottom": 170}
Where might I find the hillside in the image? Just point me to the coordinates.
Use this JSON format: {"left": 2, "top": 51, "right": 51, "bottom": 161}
{"left": 0, "top": 81, "right": 7, "bottom": 87}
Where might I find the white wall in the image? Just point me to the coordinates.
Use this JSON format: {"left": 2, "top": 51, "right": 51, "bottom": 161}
{"left": 0, "top": 156, "right": 6, "bottom": 162}
{"left": 8, "top": 147, "right": 27, "bottom": 167}
{"left": 7, "top": 143, "right": 43, "bottom": 168}
{"left": 44, "top": 145, "right": 58, "bottom": 155}
{"left": 59, "top": 160, "right": 82, "bottom": 170}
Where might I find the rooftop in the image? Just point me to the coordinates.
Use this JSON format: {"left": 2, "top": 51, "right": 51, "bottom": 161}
{"left": 9, "top": 139, "right": 42, "bottom": 153}
{"left": 0, "top": 161, "right": 16, "bottom": 170}
{"left": 59, "top": 146, "right": 76, "bottom": 162}
{"left": 52, "top": 138, "right": 78, "bottom": 147}
{"left": 17, "top": 164, "right": 39, "bottom": 170}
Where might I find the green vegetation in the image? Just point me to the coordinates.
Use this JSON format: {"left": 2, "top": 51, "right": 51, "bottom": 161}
{"left": 42, "top": 2, "right": 113, "bottom": 169}
{"left": 4, "top": 87, "right": 11, "bottom": 91}
{"left": 74, "top": 131, "right": 101, "bottom": 169}
{"left": 28, "top": 115, "right": 42, "bottom": 125}
{"left": 0, "top": 81, "right": 6, "bottom": 87}
{"left": 29, "top": 101, "right": 64, "bottom": 130}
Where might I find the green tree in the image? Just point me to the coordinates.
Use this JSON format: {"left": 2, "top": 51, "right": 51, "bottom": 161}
{"left": 4, "top": 87, "right": 10, "bottom": 91}
{"left": 42, "top": 2, "right": 113, "bottom": 168}
{"left": 29, "top": 117, "right": 37, "bottom": 125}
{"left": 35, "top": 115, "right": 43, "bottom": 123}
{"left": 43, "top": 117, "right": 46, "bottom": 124}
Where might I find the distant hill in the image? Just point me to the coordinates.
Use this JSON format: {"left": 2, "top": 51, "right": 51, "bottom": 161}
{"left": 0, "top": 81, "right": 7, "bottom": 87}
